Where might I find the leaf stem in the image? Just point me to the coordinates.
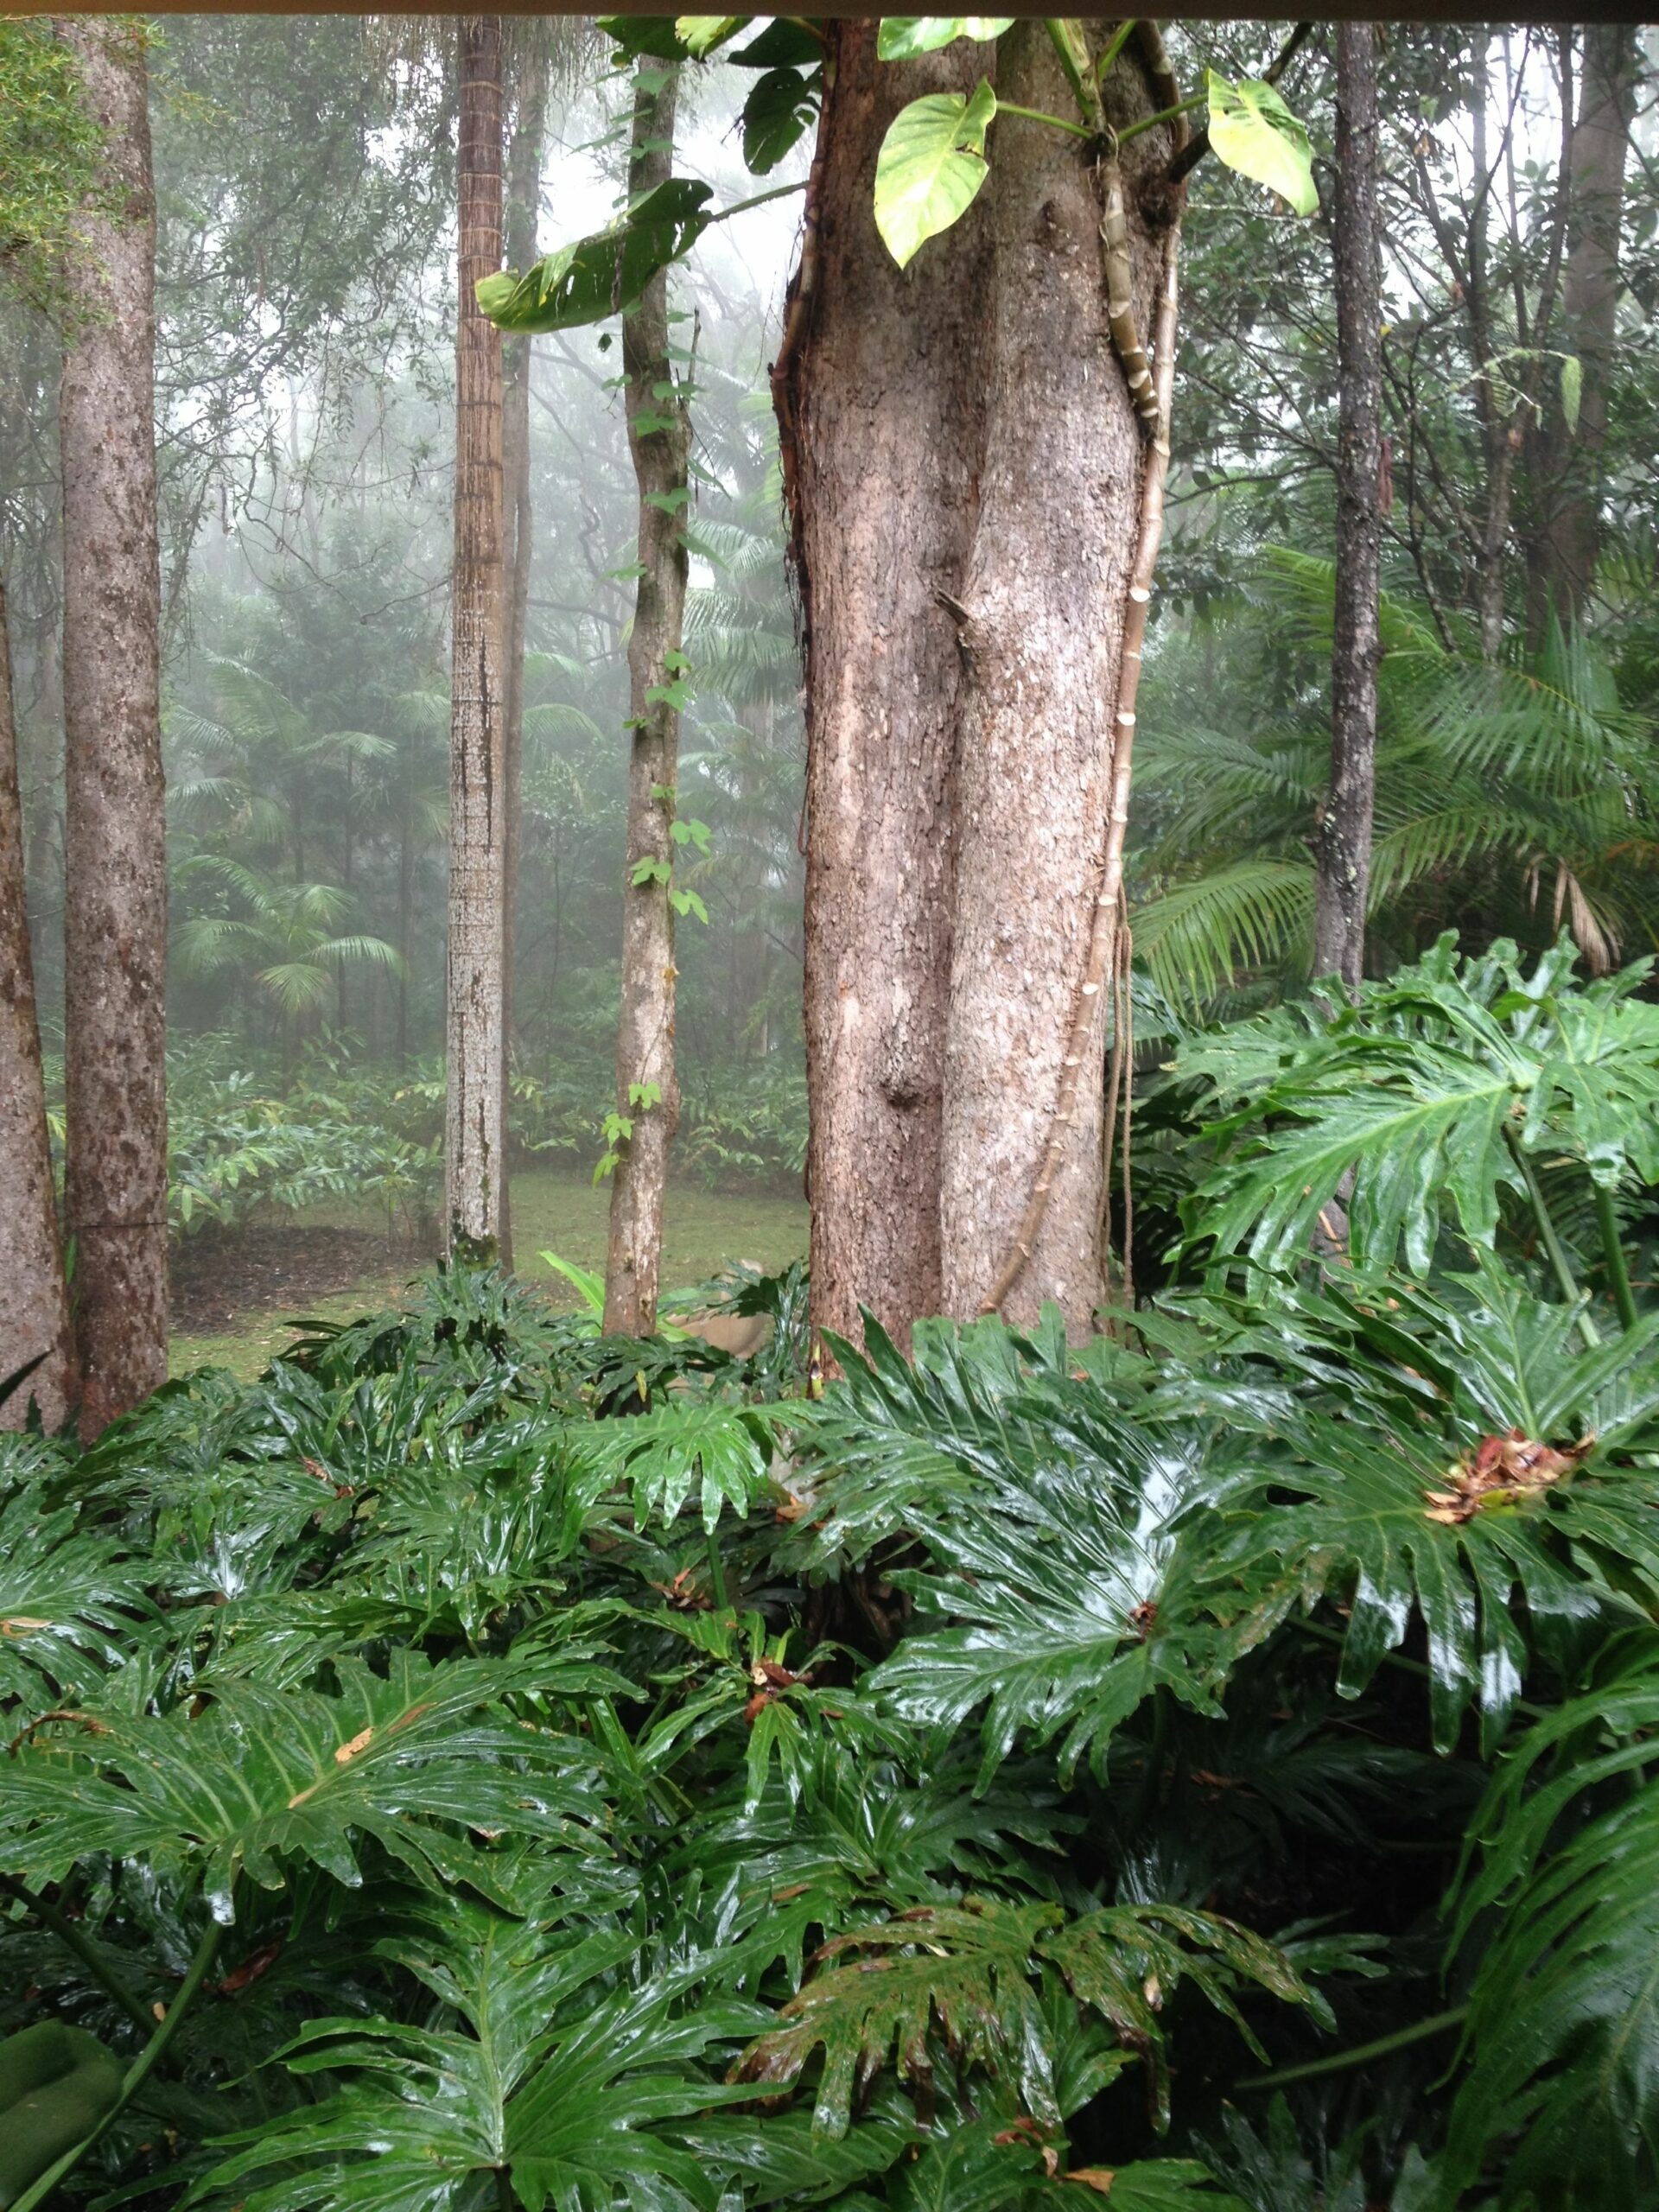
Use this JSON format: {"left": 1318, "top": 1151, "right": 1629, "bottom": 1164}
{"left": 0, "top": 1872, "right": 157, "bottom": 2037}
{"left": 709, "top": 179, "right": 808, "bottom": 226}
{"left": 1593, "top": 1181, "right": 1639, "bottom": 1334}
{"left": 1117, "top": 89, "right": 1208, "bottom": 145}
{"left": 1236, "top": 2003, "right": 1467, "bottom": 2092}
{"left": 1504, "top": 1127, "right": 1599, "bottom": 1349}
{"left": 10, "top": 1910, "right": 226, "bottom": 2212}
{"left": 995, "top": 100, "right": 1095, "bottom": 143}
{"left": 1094, "top": 19, "right": 1137, "bottom": 81}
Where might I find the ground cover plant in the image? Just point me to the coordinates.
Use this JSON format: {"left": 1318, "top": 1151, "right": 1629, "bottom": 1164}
{"left": 3, "top": 938, "right": 1659, "bottom": 2210}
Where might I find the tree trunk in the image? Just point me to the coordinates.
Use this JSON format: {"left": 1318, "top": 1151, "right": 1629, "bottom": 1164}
{"left": 603, "top": 64, "right": 690, "bottom": 1338}
{"left": 1313, "top": 20, "right": 1383, "bottom": 995}
{"left": 59, "top": 18, "right": 168, "bottom": 1436}
{"left": 498, "top": 40, "right": 547, "bottom": 1273}
{"left": 1532, "top": 24, "right": 1636, "bottom": 623}
{"left": 782, "top": 22, "right": 992, "bottom": 1356}
{"left": 444, "top": 14, "right": 508, "bottom": 1263}
{"left": 938, "top": 23, "right": 1177, "bottom": 1334}
{"left": 0, "top": 581, "right": 78, "bottom": 1431}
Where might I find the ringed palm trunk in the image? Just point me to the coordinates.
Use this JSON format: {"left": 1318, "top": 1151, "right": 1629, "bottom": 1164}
{"left": 445, "top": 14, "right": 510, "bottom": 1264}
{"left": 603, "top": 64, "right": 689, "bottom": 1338}
{"left": 59, "top": 17, "right": 168, "bottom": 1434}
{"left": 939, "top": 22, "right": 1179, "bottom": 1334}
{"left": 780, "top": 22, "right": 992, "bottom": 1356}
{"left": 1313, "top": 20, "right": 1383, "bottom": 994}
{"left": 0, "top": 581, "right": 78, "bottom": 1429}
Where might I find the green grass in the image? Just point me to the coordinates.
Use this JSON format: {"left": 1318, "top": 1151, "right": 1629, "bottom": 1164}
{"left": 168, "top": 1167, "right": 809, "bottom": 1382}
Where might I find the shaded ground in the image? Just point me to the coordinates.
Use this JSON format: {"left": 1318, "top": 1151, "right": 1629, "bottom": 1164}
{"left": 168, "top": 1167, "right": 810, "bottom": 1382}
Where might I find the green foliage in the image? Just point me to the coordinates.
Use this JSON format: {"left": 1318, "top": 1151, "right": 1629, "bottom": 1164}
{"left": 1203, "top": 74, "right": 1317, "bottom": 218}
{"left": 479, "top": 178, "right": 716, "bottom": 335}
{"left": 0, "top": 19, "right": 107, "bottom": 313}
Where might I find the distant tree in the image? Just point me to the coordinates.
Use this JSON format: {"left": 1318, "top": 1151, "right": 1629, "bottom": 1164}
{"left": 59, "top": 18, "right": 168, "bottom": 1436}
{"left": 0, "top": 581, "right": 76, "bottom": 1427}
{"left": 446, "top": 14, "right": 510, "bottom": 1264}
{"left": 604, "top": 60, "right": 691, "bottom": 1337}
{"left": 1314, "top": 21, "right": 1384, "bottom": 994}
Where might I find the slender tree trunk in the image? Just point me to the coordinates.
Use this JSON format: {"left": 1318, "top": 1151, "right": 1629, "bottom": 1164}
{"left": 603, "top": 64, "right": 690, "bottom": 1337}
{"left": 444, "top": 14, "right": 508, "bottom": 1262}
{"left": 1533, "top": 24, "right": 1636, "bottom": 623}
{"left": 499, "top": 41, "right": 547, "bottom": 1272}
{"left": 781, "top": 22, "right": 992, "bottom": 1355}
{"left": 59, "top": 18, "right": 168, "bottom": 1435}
{"left": 0, "top": 582, "right": 78, "bottom": 1430}
{"left": 397, "top": 800, "right": 413, "bottom": 1068}
{"left": 938, "top": 23, "right": 1177, "bottom": 1333}
{"left": 1313, "top": 20, "right": 1383, "bottom": 994}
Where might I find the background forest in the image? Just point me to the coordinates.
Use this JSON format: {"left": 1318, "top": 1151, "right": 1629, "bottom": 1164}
{"left": 4, "top": 14, "right": 1659, "bottom": 2212}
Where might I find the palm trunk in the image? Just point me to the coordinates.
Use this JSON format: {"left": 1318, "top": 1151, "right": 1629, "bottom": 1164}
{"left": 603, "top": 64, "right": 690, "bottom": 1338}
{"left": 0, "top": 581, "right": 78, "bottom": 1430}
{"left": 938, "top": 22, "right": 1179, "bottom": 1335}
{"left": 780, "top": 22, "right": 992, "bottom": 1356}
{"left": 59, "top": 19, "right": 168, "bottom": 1436}
{"left": 444, "top": 14, "right": 509, "bottom": 1263}
{"left": 1313, "top": 21, "right": 1383, "bottom": 994}
{"left": 499, "top": 41, "right": 548, "bottom": 1273}
{"left": 1532, "top": 25, "right": 1636, "bottom": 622}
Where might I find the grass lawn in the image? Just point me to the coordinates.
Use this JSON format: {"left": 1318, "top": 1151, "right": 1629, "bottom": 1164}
{"left": 168, "top": 1167, "right": 809, "bottom": 1382}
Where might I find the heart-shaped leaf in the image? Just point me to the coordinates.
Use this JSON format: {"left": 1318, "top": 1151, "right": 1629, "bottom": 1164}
{"left": 873, "top": 79, "right": 996, "bottom": 270}
{"left": 875, "top": 18, "right": 1014, "bottom": 62}
{"left": 477, "top": 179, "right": 715, "bottom": 335}
{"left": 1205, "top": 71, "right": 1318, "bottom": 218}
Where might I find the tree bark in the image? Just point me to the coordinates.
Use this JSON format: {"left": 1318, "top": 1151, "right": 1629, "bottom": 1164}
{"left": 59, "top": 17, "right": 168, "bottom": 1436}
{"left": 1531, "top": 24, "right": 1636, "bottom": 624}
{"left": 782, "top": 22, "right": 992, "bottom": 1356}
{"left": 603, "top": 64, "right": 689, "bottom": 1338}
{"left": 0, "top": 580, "right": 78, "bottom": 1431}
{"left": 444, "top": 14, "right": 509, "bottom": 1263}
{"left": 498, "top": 38, "right": 548, "bottom": 1272}
{"left": 1313, "top": 20, "right": 1383, "bottom": 994}
{"left": 938, "top": 23, "right": 1175, "bottom": 1334}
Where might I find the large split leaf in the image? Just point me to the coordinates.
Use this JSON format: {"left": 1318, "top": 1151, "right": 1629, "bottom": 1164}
{"left": 0, "top": 1653, "right": 600, "bottom": 1916}
{"left": 478, "top": 178, "right": 715, "bottom": 335}
{"left": 736, "top": 1895, "right": 1310, "bottom": 2136}
{"left": 1443, "top": 1633, "right": 1659, "bottom": 2206}
{"left": 0, "top": 1481, "right": 149, "bottom": 1712}
{"left": 873, "top": 79, "right": 995, "bottom": 269}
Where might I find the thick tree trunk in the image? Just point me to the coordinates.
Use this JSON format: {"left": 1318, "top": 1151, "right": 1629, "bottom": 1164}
{"left": 603, "top": 65, "right": 689, "bottom": 1338}
{"left": 1532, "top": 24, "right": 1636, "bottom": 623}
{"left": 0, "top": 582, "right": 78, "bottom": 1431}
{"left": 938, "top": 24, "right": 1175, "bottom": 1333}
{"left": 1313, "top": 20, "right": 1383, "bottom": 994}
{"left": 499, "top": 41, "right": 548, "bottom": 1271}
{"left": 444, "top": 15, "right": 509, "bottom": 1262}
{"left": 59, "top": 18, "right": 168, "bottom": 1436}
{"left": 783, "top": 23, "right": 992, "bottom": 1355}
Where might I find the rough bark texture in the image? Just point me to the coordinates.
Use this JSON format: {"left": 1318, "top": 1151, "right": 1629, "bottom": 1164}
{"left": 1313, "top": 20, "right": 1383, "bottom": 994}
{"left": 59, "top": 18, "right": 168, "bottom": 1437}
{"left": 0, "top": 582, "right": 78, "bottom": 1430}
{"left": 444, "top": 15, "right": 509, "bottom": 1261}
{"left": 1532, "top": 24, "right": 1636, "bottom": 623}
{"left": 499, "top": 39, "right": 548, "bottom": 1268}
{"left": 785, "top": 22, "right": 991, "bottom": 1355}
{"left": 938, "top": 23, "right": 1173, "bottom": 1333}
{"left": 604, "top": 66, "right": 689, "bottom": 1338}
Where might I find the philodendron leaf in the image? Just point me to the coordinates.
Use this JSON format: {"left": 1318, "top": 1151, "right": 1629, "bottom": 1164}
{"left": 676, "top": 15, "right": 748, "bottom": 60}
{"left": 741, "top": 65, "right": 822, "bottom": 175}
{"left": 875, "top": 18, "right": 1014, "bottom": 62}
{"left": 477, "top": 178, "right": 715, "bottom": 334}
{"left": 1205, "top": 71, "right": 1318, "bottom": 217}
{"left": 874, "top": 78, "right": 995, "bottom": 269}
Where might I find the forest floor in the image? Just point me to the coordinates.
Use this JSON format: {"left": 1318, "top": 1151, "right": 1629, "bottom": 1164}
{"left": 168, "top": 1168, "right": 809, "bottom": 1381}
